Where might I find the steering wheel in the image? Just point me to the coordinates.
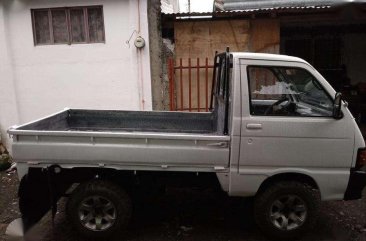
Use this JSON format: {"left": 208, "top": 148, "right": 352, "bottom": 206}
{"left": 264, "top": 96, "right": 290, "bottom": 115}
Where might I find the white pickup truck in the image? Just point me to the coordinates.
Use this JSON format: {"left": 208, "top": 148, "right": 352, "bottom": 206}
{"left": 8, "top": 50, "right": 366, "bottom": 240}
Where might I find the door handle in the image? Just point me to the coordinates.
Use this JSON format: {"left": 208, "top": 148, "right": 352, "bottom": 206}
{"left": 246, "top": 123, "right": 262, "bottom": 130}
{"left": 207, "top": 142, "right": 228, "bottom": 148}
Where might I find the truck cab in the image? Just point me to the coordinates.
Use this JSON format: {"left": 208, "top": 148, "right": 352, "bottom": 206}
{"left": 223, "top": 52, "right": 365, "bottom": 200}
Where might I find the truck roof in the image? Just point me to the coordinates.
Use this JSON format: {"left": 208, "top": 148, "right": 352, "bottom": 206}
{"left": 231, "top": 52, "right": 308, "bottom": 64}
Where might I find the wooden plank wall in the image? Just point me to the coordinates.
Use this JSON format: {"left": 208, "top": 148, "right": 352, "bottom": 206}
{"left": 174, "top": 19, "right": 280, "bottom": 61}
{"left": 173, "top": 19, "right": 280, "bottom": 111}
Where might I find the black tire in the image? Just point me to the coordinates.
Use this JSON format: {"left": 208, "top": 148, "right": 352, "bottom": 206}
{"left": 66, "top": 180, "right": 132, "bottom": 240}
{"left": 254, "top": 181, "right": 320, "bottom": 240}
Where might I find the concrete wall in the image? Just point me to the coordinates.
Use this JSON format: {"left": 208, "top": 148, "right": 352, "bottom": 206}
{"left": 0, "top": 2, "right": 20, "bottom": 147}
{"left": 148, "top": 0, "right": 168, "bottom": 110}
{"left": 0, "top": 0, "right": 152, "bottom": 148}
{"left": 161, "top": 0, "right": 179, "bottom": 13}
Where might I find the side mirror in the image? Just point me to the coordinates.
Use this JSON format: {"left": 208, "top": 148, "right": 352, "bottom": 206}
{"left": 333, "top": 92, "right": 343, "bottom": 119}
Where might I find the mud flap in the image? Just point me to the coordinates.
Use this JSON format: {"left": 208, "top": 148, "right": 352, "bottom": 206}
{"left": 18, "top": 166, "right": 69, "bottom": 232}
{"left": 19, "top": 170, "right": 50, "bottom": 231}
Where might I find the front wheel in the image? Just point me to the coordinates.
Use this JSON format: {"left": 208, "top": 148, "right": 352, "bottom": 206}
{"left": 66, "top": 180, "right": 132, "bottom": 240}
{"left": 254, "top": 181, "right": 320, "bottom": 240}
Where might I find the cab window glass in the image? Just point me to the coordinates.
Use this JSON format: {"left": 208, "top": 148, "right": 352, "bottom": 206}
{"left": 247, "top": 66, "right": 333, "bottom": 117}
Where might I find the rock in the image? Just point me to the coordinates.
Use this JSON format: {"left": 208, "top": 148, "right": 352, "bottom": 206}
{"left": 6, "top": 162, "right": 17, "bottom": 174}
{"left": 180, "top": 225, "right": 193, "bottom": 232}
{"left": 5, "top": 218, "right": 23, "bottom": 237}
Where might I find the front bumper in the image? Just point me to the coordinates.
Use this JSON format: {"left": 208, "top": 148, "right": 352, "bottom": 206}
{"left": 344, "top": 168, "right": 366, "bottom": 200}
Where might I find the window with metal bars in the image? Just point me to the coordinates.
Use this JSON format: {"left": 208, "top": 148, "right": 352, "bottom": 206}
{"left": 31, "top": 6, "right": 105, "bottom": 45}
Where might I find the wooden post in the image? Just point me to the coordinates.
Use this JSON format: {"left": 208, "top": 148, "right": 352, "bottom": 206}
{"left": 205, "top": 58, "right": 209, "bottom": 112}
{"left": 188, "top": 58, "right": 192, "bottom": 112}
{"left": 180, "top": 58, "right": 183, "bottom": 111}
{"left": 197, "top": 58, "right": 200, "bottom": 112}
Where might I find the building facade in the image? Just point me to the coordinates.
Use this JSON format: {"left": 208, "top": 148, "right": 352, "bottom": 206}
{"left": 163, "top": 1, "right": 366, "bottom": 126}
{"left": 0, "top": 0, "right": 152, "bottom": 148}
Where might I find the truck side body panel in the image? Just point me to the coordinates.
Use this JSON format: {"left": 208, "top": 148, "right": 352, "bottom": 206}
{"left": 12, "top": 132, "right": 230, "bottom": 173}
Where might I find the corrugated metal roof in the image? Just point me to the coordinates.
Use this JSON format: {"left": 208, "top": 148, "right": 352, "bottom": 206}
{"left": 163, "top": 5, "right": 332, "bottom": 17}
{"left": 216, "top": 0, "right": 366, "bottom": 11}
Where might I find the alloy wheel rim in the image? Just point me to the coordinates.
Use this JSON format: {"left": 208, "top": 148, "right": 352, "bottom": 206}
{"left": 78, "top": 195, "right": 117, "bottom": 231}
{"left": 270, "top": 194, "right": 307, "bottom": 231}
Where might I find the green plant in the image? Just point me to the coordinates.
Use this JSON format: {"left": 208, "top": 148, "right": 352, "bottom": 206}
{"left": 0, "top": 153, "right": 11, "bottom": 171}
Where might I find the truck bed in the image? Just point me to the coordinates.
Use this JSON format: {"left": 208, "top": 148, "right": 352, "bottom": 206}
{"left": 17, "top": 109, "right": 218, "bottom": 134}
{"left": 9, "top": 109, "right": 230, "bottom": 173}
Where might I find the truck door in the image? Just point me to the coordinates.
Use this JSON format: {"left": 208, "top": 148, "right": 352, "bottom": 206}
{"left": 238, "top": 59, "right": 355, "bottom": 199}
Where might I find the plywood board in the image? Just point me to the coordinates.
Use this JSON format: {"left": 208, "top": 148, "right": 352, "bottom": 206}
{"left": 175, "top": 20, "right": 251, "bottom": 62}
{"left": 249, "top": 19, "right": 280, "bottom": 53}
{"left": 174, "top": 19, "right": 279, "bottom": 60}
{"left": 173, "top": 19, "right": 280, "bottom": 111}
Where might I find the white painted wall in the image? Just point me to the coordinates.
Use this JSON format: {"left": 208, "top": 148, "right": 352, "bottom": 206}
{"left": 0, "top": 2, "right": 20, "bottom": 148}
{"left": 0, "top": 0, "right": 152, "bottom": 149}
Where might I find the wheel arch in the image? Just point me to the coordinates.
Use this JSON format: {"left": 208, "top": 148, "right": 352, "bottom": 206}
{"left": 256, "top": 172, "right": 320, "bottom": 196}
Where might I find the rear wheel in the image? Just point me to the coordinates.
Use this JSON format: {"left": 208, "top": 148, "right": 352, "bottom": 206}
{"left": 66, "top": 180, "right": 132, "bottom": 240}
{"left": 254, "top": 181, "right": 320, "bottom": 240}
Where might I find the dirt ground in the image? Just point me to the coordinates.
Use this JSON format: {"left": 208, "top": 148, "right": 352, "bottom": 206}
{"left": 0, "top": 171, "right": 366, "bottom": 241}
{"left": 0, "top": 172, "right": 20, "bottom": 240}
